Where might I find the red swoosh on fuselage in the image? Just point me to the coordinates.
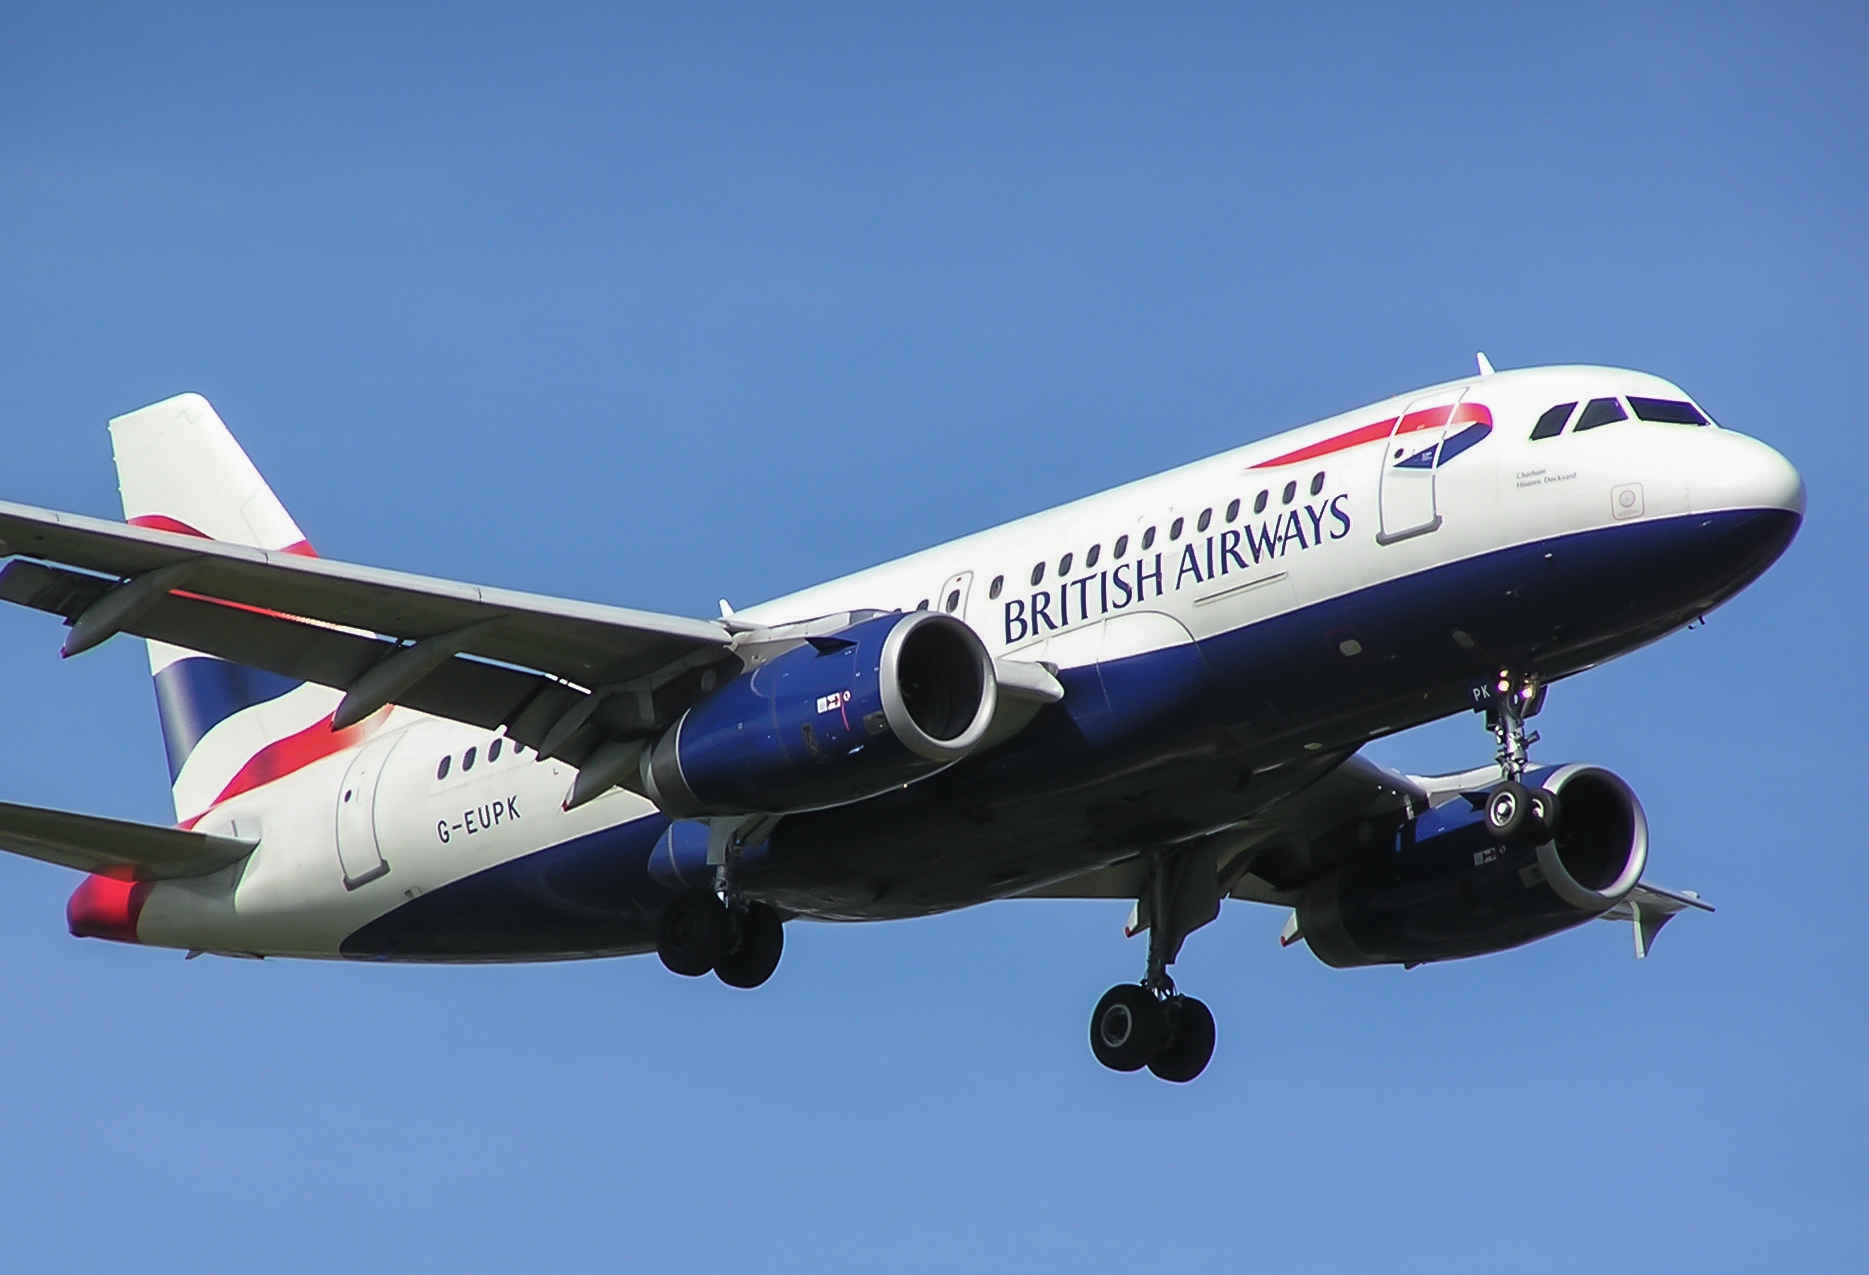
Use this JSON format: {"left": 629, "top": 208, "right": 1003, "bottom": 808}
{"left": 1251, "top": 402, "right": 1493, "bottom": 469}
{"left": 178, "top": 713, "right": 372, "bottom": 829}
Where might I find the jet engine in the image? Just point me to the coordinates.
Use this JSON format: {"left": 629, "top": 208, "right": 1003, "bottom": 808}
{"left": 1297, "top": 765, "right": 1647, "bottom": 968}
{"left": 641, "top": 610, "right": 998, "bottom": 818}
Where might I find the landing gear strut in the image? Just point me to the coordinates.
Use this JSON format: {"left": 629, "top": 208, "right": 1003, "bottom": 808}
{"left": 1089, "top": 848, "right": 1219, "bottom": 1083}
{"left": 1487, "top": 671, "right": 1543, "bottom": 782}
{"left": 1483, "top": 672, "right": 1563, "bottom": 845}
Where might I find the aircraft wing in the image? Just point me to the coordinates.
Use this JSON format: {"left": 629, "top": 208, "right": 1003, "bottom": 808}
{"left": 0, "top": 499, "right": 735, "bottom": 768}
{"left": 1024, "top": 752, "right": 1712, "bottom": 958}
{"left": 0, "top": 799, "right": 254, "bottom": 880}
{"left": 1013, "top": 750, "right": 1408, "bottom": 903}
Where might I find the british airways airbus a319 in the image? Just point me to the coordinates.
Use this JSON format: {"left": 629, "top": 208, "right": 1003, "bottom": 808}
{"left": 0, "top": 357, "right": 1800, "bottom": 1081}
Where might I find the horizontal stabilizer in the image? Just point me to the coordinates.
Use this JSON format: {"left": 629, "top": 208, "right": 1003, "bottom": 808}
{"left": 0, "top": 799, "right": 254, "bottom": 880}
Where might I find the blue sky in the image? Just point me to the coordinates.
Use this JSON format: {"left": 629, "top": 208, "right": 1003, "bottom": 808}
{"left": 0, "top": 5, "right": 1863, "bottom": 1271}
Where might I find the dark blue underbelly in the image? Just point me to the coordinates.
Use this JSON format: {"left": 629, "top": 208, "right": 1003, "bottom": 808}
{"left": 343, "top": 507, "right": 1798, "bottom": 961}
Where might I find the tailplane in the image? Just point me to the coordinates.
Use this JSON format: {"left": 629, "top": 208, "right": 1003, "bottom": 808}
{"left": 109, "top": 394, "right": 348, "bottom": 826}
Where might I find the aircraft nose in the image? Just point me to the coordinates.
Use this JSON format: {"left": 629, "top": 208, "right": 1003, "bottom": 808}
{"left": 1689, "top": 429, "right": 1806, "bottom": 518}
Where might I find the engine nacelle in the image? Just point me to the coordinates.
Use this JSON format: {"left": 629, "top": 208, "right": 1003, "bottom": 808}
{"left": 1298, "top": 764, "right": 1648, "bottom": 969}
{"left": 641, "top": 610, "right": 998, "bottom": 818}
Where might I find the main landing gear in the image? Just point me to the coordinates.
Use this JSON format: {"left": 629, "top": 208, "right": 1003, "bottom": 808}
{"left": 655, "top": 817, "right": 785, "bottom": 988}
{"left": 657, "top": 890, "right": 785, "bottom": 987}
{"left": 1483, "top": 672, "right": 1563, "bottom": 845}
{"left": 1090, "top": 848, "right": 1220, "bottom": 1083}
{"left": 1090, "top": 984, "right": 1216, "bottom": 1082}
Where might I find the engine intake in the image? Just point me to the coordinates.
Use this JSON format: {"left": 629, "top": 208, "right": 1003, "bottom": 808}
{"left": 642, "top": 610, "right": 997, "bottom": 818}
{"left": 1299, "top": 764, "right": 1648, "bottom": 969}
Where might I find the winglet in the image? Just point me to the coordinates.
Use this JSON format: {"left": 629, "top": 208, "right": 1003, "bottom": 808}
{"left": 1601, "top": 883, "right": 1713, "bottom": 958}
{"left": 1476, "top": 352, "right": 1496, "bottom": 377}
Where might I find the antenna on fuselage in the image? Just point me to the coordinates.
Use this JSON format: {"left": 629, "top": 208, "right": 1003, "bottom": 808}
{"left": 1475, "top": 352, "right": 1496, "bottom": 376}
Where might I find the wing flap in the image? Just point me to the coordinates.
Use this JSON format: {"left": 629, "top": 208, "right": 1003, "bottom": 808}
{"left": 0, "top": 800, "right": 254, "bottom": 880}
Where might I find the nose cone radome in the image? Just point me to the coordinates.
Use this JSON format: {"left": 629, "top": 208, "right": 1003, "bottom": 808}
{"left": 1691, "top": 430, "right": 1806, "bottom": 519}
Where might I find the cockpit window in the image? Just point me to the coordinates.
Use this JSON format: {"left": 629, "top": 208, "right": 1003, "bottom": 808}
{"left": 1628, "top": 397, "right": 1710, "bottom": 426}
{"left": 1530, "top": 402, "right": 1575, "bottom": 440}
{"left": 1572, "top": 397, "right": 1629, "bottom": 432}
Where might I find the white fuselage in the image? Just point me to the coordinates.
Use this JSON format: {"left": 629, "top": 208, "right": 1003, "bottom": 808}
{"left": 125, "top": 364, "right": 1804, "bottom": 958}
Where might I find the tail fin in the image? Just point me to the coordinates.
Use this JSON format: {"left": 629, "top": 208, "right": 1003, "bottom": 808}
{"left": 110, "top": 394, "right": 350, "bottom": 826}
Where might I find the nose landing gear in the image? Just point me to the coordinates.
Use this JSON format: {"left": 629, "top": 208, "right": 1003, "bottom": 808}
{"left": 1483, "top": 673, "right": 1563, "bottom": 845}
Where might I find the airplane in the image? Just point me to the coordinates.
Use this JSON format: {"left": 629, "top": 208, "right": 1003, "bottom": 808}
{"left": 0, "top": 355, "right": 1802, "bottom": 1082}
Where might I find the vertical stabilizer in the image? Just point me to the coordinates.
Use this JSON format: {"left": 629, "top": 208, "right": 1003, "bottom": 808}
{"left": 109, "top": 394, "right": 351, "bottom": 825}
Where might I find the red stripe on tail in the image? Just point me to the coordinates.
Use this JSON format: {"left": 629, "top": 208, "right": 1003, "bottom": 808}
{"left": 128, "top": 514, "right": 317, "bottom": 557}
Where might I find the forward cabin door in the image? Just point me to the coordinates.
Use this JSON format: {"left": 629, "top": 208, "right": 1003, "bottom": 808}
{"left": 335, "top": 731, "right": 402, "bottom": 889}
{"left": 1376, "top": 388, "right": 1467, "bottom": 544}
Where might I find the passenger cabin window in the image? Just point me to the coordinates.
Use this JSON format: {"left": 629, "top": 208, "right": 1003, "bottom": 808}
{"left": 1573, "top": 397, "right": 1629, "bottom": 432}
{"left": 1142, "top": 527, "right": 1156, "bottom": 550}
{"left": 1281, "top": 481, "right": 1297, "bottom": 505}
{"left": 1310, "top": 471, "right": 1326, "bottom": 496}
{"left": 1531, "top": 402, "right": 1576, "bottom": 440}
{"left": 944, "top": 589, "right": 961, "bottom": 612}
{"left": 1225, "top": 498, "right": 1239, "bottom": 522}
{"left": 1169, "top": 517, "right": 1184, "bottom": 540}
{"left": 1114, "top": 534, "right": 1129, "bottom": 558}
{"left": 1629, "top": 397, "right": 1710, "bottom": 426}
{"left": 1253, "top": 490, "right": 1268, "bottom": 514}
{"left": 462, "top": 746, "right": 477, "bottom": 772}
{"left": 437, "top": 756, "right": 450, "bottom": 781}
{"left": 1085, "top": 544, "right": 1100, "bottom": 569}
{"left": 1059, "top": 552, "right": 1073, "bottom": 576}
{"left": 1030, "top": 562, "right": 1045, "bottom": 586}
{"left": 988, "top": 575, "right": 1004, "bottom": 599}
{"left": 1196, "top": 508, "right": 1212, "bottom": 532}
{"left": 489, "top": 738, "right": 502, "bottom": 762}
{"left": 915, "top": 598, "right": 928, "bottom": 611}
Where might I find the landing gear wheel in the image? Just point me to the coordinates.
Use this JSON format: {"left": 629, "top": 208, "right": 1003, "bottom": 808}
{"left": 1148, "top": 996, "right": 1216, "bottom": 1083}
{"left": 1527, "top": 786, "right": 1563, "bottom": 843}
{"left": 1090, "top": 984, "right": 1165, "bottom": 1073}
{"left": 657, "top": 890, "right": 733, "bottom": 977}
{"left": 714, "top": 902, "right": 784, "bottom": 989}
{"left": 1485, "top": 780, "right": 1530, "bottom": 843}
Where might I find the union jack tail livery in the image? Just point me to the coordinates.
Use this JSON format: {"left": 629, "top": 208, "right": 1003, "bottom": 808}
{"left": 109, "top": 394, "right": 342, "bottom": 827}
